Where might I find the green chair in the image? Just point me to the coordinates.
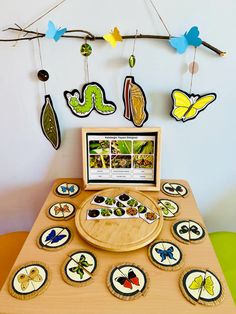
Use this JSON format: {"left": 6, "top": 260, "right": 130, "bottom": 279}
{"left": 210, "top": 231, "right": 236, "bottom": 304}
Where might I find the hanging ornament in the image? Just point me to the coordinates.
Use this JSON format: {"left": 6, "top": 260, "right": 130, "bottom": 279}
{"left": 64, "top": 39, "right": 116, "bottom": 117}
{"left": 64, "top": 82, "right": 116, "bottom": 117}
{"left": 80, "top": 43, "right": 92, "bottom": 57}
{"left": 37, "top": 37, "right": 61, "bottom": 149}
{"left": 45, "top": 20, "right": 67, "bottom": 42}
{"left": 122, "top": 31, "right": 148, "bottom": 127}
{"left": 169, "top": 26, "right": 202, "bottom": 54}
{"left": 170, "top": 48, "right": 217, "bottom": 122}
{"left": 103, "top": 27, "right": 122, "bottom": 48}
{"left": 41, "top": 95, "right": 61, "bottom": 149}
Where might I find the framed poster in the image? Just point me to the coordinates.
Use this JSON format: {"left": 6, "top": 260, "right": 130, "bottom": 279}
{"left": 82, "top": 128, "right": 161, "bottom": 191}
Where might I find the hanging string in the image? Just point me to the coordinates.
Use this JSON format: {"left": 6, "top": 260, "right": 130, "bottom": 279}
{"left": 148, "top": 0, "right": 171, "bottom": 37}
{"left": 83, "top": 38, "right": 90, "bottom": 83}
{"left": 37, "top": 34, "right": 47, "bottom": 95}
{"left": 189, "top": 47, "right": 197, "bottom": 94}
{"left": 130, "top": 29, "right": 138, "bottom": 76}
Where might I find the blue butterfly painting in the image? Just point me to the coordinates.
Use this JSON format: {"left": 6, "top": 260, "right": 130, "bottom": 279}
{"left": 61, "top": 185, "right": 75, "bottom": 193}
{"left": 169, "top": 26, "right": 202, "bottom": 54}
{"left": 45, "top": 229, "right": 66, "bottom": 243}
{"left": 46, "top": 21, "right": 67, "bottom": 42}
{"left": 155, "top": 246, "right": 177, "bottom": 262}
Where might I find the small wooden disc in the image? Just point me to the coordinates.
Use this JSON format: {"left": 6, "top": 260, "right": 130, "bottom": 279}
{"left": 171, "top": 219, "right": 205, "bottom": 244}
{"left": 61, "top": 250, "right": 97, "bottom": 287}
{"left": 158, "top": 199, "right": 180, "bottom": 219}
{"left": 107, "top": 263, "right": 149, "bottom": 300}
{"left": 54, "top": 183, "right": 80, "bottom": 198}
{"left": 188, "top": 61, "right": 199, "bottom": 74}
{"left": 8, "top": 262, "right": 50, "bottom": 300}
{"left": 162, "top": 182, "right": 188, "bottom": 197}
{"left": 46, "top": 202, "right": 76, "bottom": 221}
{"left": 37, "top": 226, "right": 72, "bottom": 251}
{"left": 180, "top": 267, "right": 224, "bottom": 306}
{"left": 148, "top": 240, "right": 183, "bottom": 270}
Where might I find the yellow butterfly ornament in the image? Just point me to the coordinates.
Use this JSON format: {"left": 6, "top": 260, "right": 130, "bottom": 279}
{"left": 171, "top": 89, "right": 217, "bottom": 122}
{"left": 103, "top": 27, "right": 123, "bottom": 48}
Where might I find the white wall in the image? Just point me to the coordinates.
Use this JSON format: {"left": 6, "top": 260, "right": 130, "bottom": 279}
{"left": 0, "top": 0, "right": 235, "bottom": 234}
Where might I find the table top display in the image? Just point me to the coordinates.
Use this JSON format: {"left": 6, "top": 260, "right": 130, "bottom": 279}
{"left": 0, "top": 178, "right": 235, "bottom": 314}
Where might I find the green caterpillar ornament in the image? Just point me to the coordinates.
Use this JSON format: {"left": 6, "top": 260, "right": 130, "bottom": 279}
{"left": 64, "top": 82, "right": 116, "bottom": 117}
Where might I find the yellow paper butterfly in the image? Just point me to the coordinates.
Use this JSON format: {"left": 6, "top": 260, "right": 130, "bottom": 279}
{"left": 17, "top": 267, "right": 43, "bottom": 291}
{"left": 171, "top": 89, "right": 216, "bottom": 122}
{"left": 103, "top": 27, "right": 122, "bottom": 48}
{"left": 189, "top": 275, "right": 214, "bottom": 296}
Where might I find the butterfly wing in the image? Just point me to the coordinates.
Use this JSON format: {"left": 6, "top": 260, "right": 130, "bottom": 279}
{"left": 169, "top": 36, "right": 188, "bottom": 54}
{"left": 46, "top": 229, "right": 56, "bottom": 241}
{"left": 29, "top": 268, "right": 43, "bottom": 282}
{"left": 184, "top": 94, "right": 216, "bottom": 121}
{"left": 128, "top": 269, "right": 140, "bottom": 286}
{"left": 156, "top": 248, "right": 166, "bottom": 261}
{"left": 103, "top": 33, "right": 117, "bottom": 47}
{"left": 69, "top": 266, "right": 84, "bottom": 279}
{"left": 17, "top": 273, "right": 29, "bottom": 290}
{"left": 185, "top": 26, "right": 202, "bottom": 47}
{"left": 189, "top": 275, "right": 203, "bottom": 290}
{"left": 54, "top": 27, "right": 67, "bottom": 42}
{"left": 51, "top": 234, "right": 66, "bottom": 243}
{"left": 79, "top": 254, "right": 92, "bottom": 267}
{"left": 204, "top": 276, "right": 214, "bottom": 296}
{"left": 113, "top": 27, "right": 122, "bottom": 42}
{"left": 171, "top": 90, "right": 192, "bottom": 121}
{"left": 46, "top": 21, "right": 56, "bottom": 39}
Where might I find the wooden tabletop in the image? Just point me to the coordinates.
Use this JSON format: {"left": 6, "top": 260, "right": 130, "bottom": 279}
{"left": 0, "top": 178, "right": 235, "bottom": 314}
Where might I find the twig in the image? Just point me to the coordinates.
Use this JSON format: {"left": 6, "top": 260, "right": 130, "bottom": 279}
{"left": 0, "top": 27, "right": 226, "bottom": 56}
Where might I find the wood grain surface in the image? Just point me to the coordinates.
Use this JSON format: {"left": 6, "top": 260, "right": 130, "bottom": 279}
{"left": 0, "top": 178, "right": 235, "bottom": 314}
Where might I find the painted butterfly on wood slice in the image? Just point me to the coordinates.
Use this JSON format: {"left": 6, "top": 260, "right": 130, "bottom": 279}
{"left": 69, "top": 254, "right": 93, "bottom": 279}
{"left": 171, "top": 89, "right": 216, "bottom": 122}
{"left": 115, "top": 269, "right": 140, "bottom": 289}
{"left": 156, "top": 246, "right": 177, "bottom": 262}
{"left": 17, "top": 267, "right": 43, "bottom": 291}
{"left": 46, "top": 229, "right": 66, "bottom": 243}
{"left": 189, "top": 275, "right": 214, "bottom": 296}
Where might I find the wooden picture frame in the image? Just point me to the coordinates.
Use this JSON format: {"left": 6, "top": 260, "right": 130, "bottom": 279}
{"left": 82, "top": 128, "right": 161, "bottom": 191}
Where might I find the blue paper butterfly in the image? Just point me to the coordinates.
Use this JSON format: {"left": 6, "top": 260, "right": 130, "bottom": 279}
{"left": 46, "top": 21, "right": 67, "bottom": 42}
{"left": 45, "top": 229, "right": 66, "bottom": 243}
{"left": 61, "top": 185, "right": 75, "bottom": 193}
{"left": 169, "top": 26, "right": 202, "bottom": 54}
{"left": 155, "top": 246, "right": 177, "bottom": 262}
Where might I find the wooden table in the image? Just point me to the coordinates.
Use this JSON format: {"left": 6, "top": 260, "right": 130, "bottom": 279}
{"left": 0, "top": 178, "right": 235, "bottom": 314}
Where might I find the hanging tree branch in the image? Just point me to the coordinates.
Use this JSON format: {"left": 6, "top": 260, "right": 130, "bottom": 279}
{"left": 0, "top": 26, "right": 226, "bottom": 56}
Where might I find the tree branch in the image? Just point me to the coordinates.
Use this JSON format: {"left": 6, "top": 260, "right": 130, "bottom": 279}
{"left": 0, "top": 26, "right": 226, "bottom": 56}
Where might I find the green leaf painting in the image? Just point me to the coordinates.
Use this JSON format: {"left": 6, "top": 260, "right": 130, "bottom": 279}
{"left": 40, "top": 95, "right": 61, "bottom": 150}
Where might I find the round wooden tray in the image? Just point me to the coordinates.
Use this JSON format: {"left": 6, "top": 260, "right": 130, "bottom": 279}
{"left": 75, "top": 188, "right": 163, "bottom": 252}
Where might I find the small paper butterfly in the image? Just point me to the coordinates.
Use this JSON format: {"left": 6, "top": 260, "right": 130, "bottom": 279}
{"left": 69, "top": 254, "right": 93, "bottom": 279}
{"left": 115, "top": 269, "right": 140, "bottom": 289}
{"left": 103, "top": 27, "right": 122, "bottom": 47}
{"left": 169, "top": 26, "right": 202, "bottom": 54}
{"left": 45, "top": 229, "right": 66, "bottom": 243}
{"left": 17, "top": 267, "right": 42, "bottom": 291}
{"left": 46, "top": 21, "right": 67, "bottom": 42}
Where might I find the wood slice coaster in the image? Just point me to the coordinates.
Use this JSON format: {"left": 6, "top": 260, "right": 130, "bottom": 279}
{"left": 8, "top": 262, "right": 50, "bottom": 300}
{"left": 157, "top": 199, "right": 180, "bottom": 219}
{"left": 61, "top": 250, "right": 97, "bottom": 287}
{"left": 162, "top": 182, "right": 188, "bottom": 197}
{"left": 107, "top": 263, "right": 149, "bottom": 300}
{"left": 171, "top": 219, "right": 206, "bottom": 244}
{"left": 54, "top": 182, "right": 80, "bottom": 197}
{"left": 37, "top": 226, "right": 72, "bottom": 251}
{"left": 148, "top": 240, "right": 183, "bottom": 270}
{"left": 180, "top": 267, "right": 224, "bottom": 306}
{"left": 46, "top": 202, "right": 76, "bottom": 221}
{"left": 75, "top": 188, "right": 163, "bottom": 252}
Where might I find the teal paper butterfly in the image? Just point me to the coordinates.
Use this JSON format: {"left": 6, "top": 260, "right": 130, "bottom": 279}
{"left": 46, "top": 21, "right": 67, "bottom": 42}
{"left": 169, "top": 26, "right": 202, "bottom": 54}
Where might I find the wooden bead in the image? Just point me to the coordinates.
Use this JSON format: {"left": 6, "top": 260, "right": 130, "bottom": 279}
{"left": 37, "top": 70, "right": 49, "bottom": 81}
